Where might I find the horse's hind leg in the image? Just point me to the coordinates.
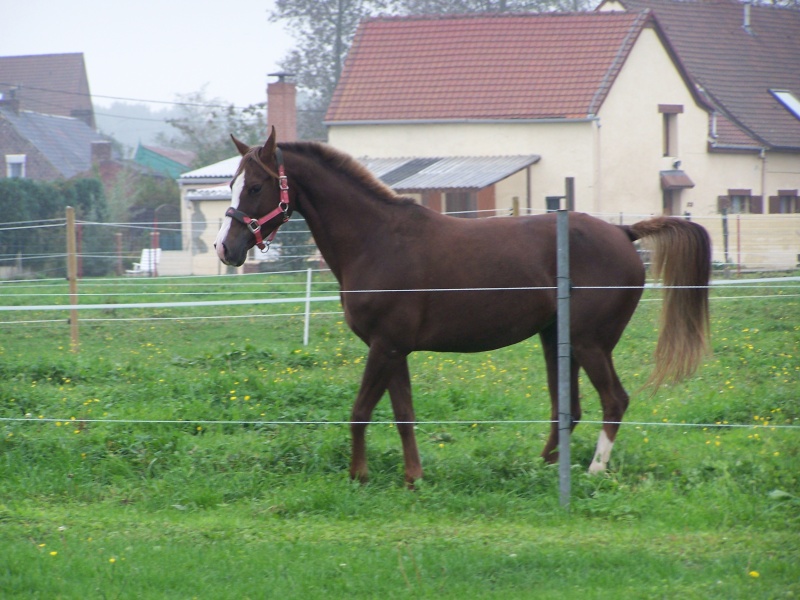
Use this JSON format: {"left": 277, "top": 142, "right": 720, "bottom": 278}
{"left": 350, "top": 343, "right": 405, "bottom": 483}
{"left": 573, "top": 345, "right": 630, "bottom": 474}
{"left": 387, "top": 357, "right": 423, "bottom": 487}
{"left": 539, "top": 326, "right": 582, "bottom": 463}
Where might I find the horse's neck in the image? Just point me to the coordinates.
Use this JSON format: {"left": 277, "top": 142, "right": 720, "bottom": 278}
{"left": 289, "top": 153, "right": 400, "bottom": 280}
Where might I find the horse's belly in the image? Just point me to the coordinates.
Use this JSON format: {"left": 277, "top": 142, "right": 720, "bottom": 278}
{"left": 416, "top": 295, "right": 555, "bottom": 352}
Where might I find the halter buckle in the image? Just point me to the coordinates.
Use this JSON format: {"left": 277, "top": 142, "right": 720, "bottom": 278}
{"left": 247, "top": 219, "right": 261, "bottom": 234}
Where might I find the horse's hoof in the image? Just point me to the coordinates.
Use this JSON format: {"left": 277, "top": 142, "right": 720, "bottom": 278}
{"left": 588, "top": 460, "right": 607, "bottom": 475}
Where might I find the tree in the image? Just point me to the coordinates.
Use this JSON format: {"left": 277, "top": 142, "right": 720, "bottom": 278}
{"left": 270, "top": 0, "right": 598, "bottom": 139}
{"left": 396, "top": 0, "right": 596, "bottom": 13}
{"left": 0, "top": 178, "right": 111, "bottom": 277}
{"left": 269, "top": 0, "right": 392, "bottom": 140}
{"left": 157, "top": 87, "right": 267, "bottom": 167}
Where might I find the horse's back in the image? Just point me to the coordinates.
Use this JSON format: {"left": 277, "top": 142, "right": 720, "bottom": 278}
{"left": 342, "top": 210, "right": 644, "bottom": 353}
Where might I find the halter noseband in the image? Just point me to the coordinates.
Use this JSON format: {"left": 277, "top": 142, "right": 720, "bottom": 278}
{"left": 225, "top": 147, "right": 290, "bottom": 251}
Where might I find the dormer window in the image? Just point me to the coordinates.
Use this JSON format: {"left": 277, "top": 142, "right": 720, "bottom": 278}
{"left": 5, "top": 154, "right": 26, "bottom": 178}
{"left": 770, "top": 90, "right": 800, "bottom": 121}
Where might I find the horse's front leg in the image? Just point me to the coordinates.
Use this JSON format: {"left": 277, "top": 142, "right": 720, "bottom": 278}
{"left": 349, "top": 343, "right": 405, "bottom": 484}
{"left": 387, "top": 356, "right": 422, "bottom": 487}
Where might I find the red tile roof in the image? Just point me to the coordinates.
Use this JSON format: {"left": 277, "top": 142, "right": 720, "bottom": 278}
{"left": 616, "top": 0, "right": 800, "bottom": 151}
{"left": 327, "top": 11, "right": 666, "bottom": 123}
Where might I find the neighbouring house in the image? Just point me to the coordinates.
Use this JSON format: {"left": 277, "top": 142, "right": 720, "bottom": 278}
{"left": 0, "top": 96, "right": 115, "bottom": 181}
{"left": 598, "top": 0, "right": 800, "bottom": 216}
{"left": 134, "top": 144, "right": 196, "bottom": 179}
{"left": 0, "top": 52, "right": 112, "bottom": 181}
{"left": 324, "top": 6, "right": 800, "bottom": 268}
{"left": 0, "top": 53, "right": 96, "bottom": 128}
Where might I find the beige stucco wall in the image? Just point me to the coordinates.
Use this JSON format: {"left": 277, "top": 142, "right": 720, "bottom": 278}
{"left": 177, "top": 187, "right": 242, "bottom": 276}
{"left": 328, "top": 120, "right": 597, "bottom": 214}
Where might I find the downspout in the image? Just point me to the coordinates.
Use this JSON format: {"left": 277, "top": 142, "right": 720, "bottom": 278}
{"left": 760, "top": 147, "right": 766, "bottom": 210}
{"left": 594, "top": 117, "right": 602, "bottom": 215}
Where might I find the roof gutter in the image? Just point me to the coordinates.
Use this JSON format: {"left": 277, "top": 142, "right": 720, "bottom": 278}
{"left": 708, "top": 141, "right": 767, "bottom": 154}
{"left": 178, "top": 176, "right": 231, "bottom": 186}
{"left": 325, "top": 117, "right": 599, "bottom": 127}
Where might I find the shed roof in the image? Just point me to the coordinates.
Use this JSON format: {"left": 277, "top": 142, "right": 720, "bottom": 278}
{"left": 180, "top": 153, "right": 539, "bottom": 194}
{"left": 326, "top": 11, "right": 687, "bottom": 123}
{"left": 361, "top": 155, "right": 540, "bottom": 192}
{"left": 179, "top": 156, "right": 242, "bottom": 183}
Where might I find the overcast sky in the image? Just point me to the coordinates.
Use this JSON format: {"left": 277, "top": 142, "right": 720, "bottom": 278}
{"left": 0, "top": 0, "right": 295, "bottom": 109}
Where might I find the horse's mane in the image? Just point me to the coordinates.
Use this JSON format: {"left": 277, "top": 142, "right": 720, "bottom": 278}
{"left": 279, "top": 141, "right": 416, "bottom": 207}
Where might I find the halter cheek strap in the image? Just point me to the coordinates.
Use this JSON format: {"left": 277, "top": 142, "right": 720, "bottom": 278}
{"left": 225, "top": 147, "right": 291, "bottom": 251}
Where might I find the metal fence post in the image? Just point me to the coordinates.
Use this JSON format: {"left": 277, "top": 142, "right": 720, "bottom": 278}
{"left": 557, "top": 208, "right": 571, "bottom": 508}
{"left": 303, "top": 267, "right": 312, "bottom": 346}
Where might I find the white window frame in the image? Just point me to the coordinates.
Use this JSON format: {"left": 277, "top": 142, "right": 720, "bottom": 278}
{"left": 5, "top": 154, "right": 26, "bottom": 178}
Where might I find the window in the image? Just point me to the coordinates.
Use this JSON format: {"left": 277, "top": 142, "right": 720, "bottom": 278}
{"left": 659, "top": 104, "right": 683, "bottom": 157}
{"left": 445, "top": 192, "right": 477, "bottom": 217}
{"left": 5, "top": 154, "right": 26, "bottom": 178}
{"left": 769, "top": 190, "right": 799, "bottom": 214}
{"left": 730, "top": 194, "right": 750, "bottom": 214}
{"left": 770, "top": 90, "right": 800, "bottom": 121}
{"left": 717, "top": 189, "right": 763, "bottom": 214}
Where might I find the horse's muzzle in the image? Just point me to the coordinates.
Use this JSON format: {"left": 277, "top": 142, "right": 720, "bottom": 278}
{"left": 215, "top": 242, "right": 246, "bottom": 267}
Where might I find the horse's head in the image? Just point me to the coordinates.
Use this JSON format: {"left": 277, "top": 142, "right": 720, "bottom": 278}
{"left": 214, "top": 127, "right": 292, "bottom": 267}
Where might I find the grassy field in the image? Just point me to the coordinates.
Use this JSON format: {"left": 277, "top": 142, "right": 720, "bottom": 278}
{"left": 1, "top": 271, "right": 798, "bottom": 598}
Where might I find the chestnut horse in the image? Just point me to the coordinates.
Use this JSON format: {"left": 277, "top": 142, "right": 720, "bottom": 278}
{"left": 215, "top": 128, "right": 711, "bottom": 486}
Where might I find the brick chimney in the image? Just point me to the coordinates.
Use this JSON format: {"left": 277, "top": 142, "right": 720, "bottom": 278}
{"left": 0, "top": 87, "right": 20, "bottom": 114}
{"left": 91, "top": 140, "right": 113, "bottom": 165}
{"left": 267, "top": 72, "right": 297, "bottom": 142}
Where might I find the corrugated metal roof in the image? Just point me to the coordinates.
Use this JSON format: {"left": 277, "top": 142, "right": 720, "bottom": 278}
{"left": 362, "top": 155, "right": 540, "bottom": 191}
{"left": 181, "top": 153, "right": 539, "bottom": 192}
{"left": 179, "top": 156, "right": 241, "bottom": 180}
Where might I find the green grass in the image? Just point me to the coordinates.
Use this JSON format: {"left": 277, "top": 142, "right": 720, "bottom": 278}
{"left": 0, "top": 272, "right": 798, "bottom": 598}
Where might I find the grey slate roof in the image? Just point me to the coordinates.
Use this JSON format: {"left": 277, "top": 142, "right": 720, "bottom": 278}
{"left": 1, "top": 107, "right": 111, "bottom": 179}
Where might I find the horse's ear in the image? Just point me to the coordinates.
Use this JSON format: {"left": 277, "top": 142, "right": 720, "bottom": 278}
{"left": 231, "top": 135, "right": 251, "bottom": 157}
{"left": 262, "top": 126, "right": 277, "bottom": 161}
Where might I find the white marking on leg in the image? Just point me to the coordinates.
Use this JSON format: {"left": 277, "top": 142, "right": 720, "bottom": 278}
{"left": 215, "top": 171, "right": 245, "bottom": 261}
{"left": 589, "top": 429, "right": 614, "bottom": 474}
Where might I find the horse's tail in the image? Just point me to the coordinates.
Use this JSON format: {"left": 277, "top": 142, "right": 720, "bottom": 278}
{"left": 622, "top": 216, "right": 712, "bottom": 387}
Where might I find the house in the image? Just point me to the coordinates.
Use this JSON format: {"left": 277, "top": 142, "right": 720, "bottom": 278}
{"left": 134, "top": 144, "right": 196, "bottom": 178}
{"left": 0, "top": 96, "right": 114, "bottom": 181}
{"left": 598, "top": 0, "right": 800, "bottom": 216}
{"left": 325, "top": 7, "right": 800, "bottom": 268}
{"left": 0, "top": 53, "right": 96, "bottom": 128}
{"left": 0, "top": 53, "right": 113, "bottom": 181}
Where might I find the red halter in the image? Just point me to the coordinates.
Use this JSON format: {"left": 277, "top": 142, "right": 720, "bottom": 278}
{"left": 225, "top": 147, "right": 290, "bottom": 250}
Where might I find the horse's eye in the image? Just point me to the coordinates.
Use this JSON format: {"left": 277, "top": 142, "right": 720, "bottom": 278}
{"left": 249, "top": 185, "right": 262, "bottom": 195}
